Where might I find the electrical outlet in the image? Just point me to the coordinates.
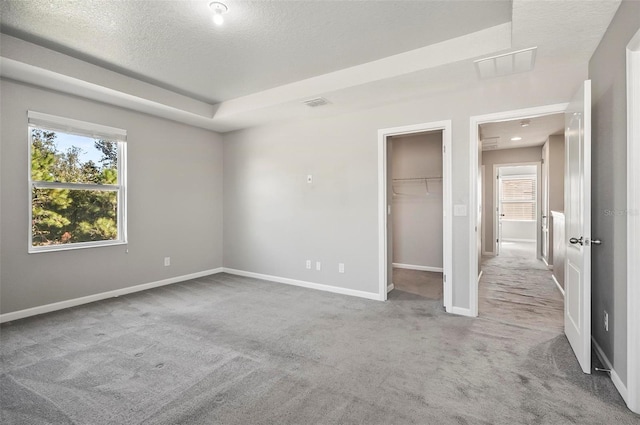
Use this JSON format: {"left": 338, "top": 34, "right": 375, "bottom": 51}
{"left": 316, "top": 261, "right": 321, "bottom": 271}
{"left": 338, "top": 263, "right": 345, "bottom": 273}
{"left": 306, "top": 260, "right": 311, "bottom": 270}
{"left": 604, "top": 311, "right": 609, "bottom": 332}
{"left": 164, "top": 257, "right": 170, "bottom": 267}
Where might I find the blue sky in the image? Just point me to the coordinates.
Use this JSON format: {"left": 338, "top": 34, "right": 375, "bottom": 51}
{"left": 55, "top": 132, "right": 103, "bottom": 164}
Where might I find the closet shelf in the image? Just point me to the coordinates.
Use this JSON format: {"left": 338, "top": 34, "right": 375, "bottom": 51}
{"left": 392, "top": 177, "right": 442, "bottom": 182}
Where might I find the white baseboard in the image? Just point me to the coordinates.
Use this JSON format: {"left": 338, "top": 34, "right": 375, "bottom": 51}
{"left": 387, "top": 283, "right": 394, "bottom": 293}
{"left": 482, "top": 250, "right": 496, "bottom": 257}
{"left": 392, "top": 263, "right": 443, "bottom": 273}
{"left": 477, "top": 270, "right": 484, "bottom": 283}
{"left": 592, "top": 337, "right": 628, "bottom": 404}
{"left": 551, "top": 274, "right": 565, "bottom": 297}
{"left": 449, "top": 306, "right": 474, "bottom": 317}
{"left": 542, "top": 256, "right": 550, "bottom": 267}
{"left": 222, "top": 268, "right": 382, "bottom": 301}
{"left": 0, "top": 268, "right": 224, "bottom": 323}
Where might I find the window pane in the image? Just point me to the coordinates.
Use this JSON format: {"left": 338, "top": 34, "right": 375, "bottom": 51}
{"left": 502, "top": 202, "right": 535, "bottom": 220}
{"left": 32, "top": 188, "right": 118, "bottom": 246}
{"left": 501, "top": 178, "right": 535, "bottom": 201}
{"left": 30, "top": 128, "right": 118, "bottom": 184}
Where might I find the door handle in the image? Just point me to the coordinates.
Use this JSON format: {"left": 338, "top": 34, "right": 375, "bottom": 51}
{"left": 569, "top": 237, "right": 584, "bottom": 246}
{"left": 500, "top": 214, "right": 505, "bottom": 217}
{"left": 590, "top": 238, "right": 602, "bottom": 246}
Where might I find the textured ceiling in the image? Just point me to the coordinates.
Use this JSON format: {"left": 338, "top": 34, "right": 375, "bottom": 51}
{"left": 0, "top": 0, "right": 622, "bottom": 132}
{"left": 0, "top": 0, "right": 511, "bottom": 103}
{"left": 480, "top": 113, "right": 565, "bottom": 151}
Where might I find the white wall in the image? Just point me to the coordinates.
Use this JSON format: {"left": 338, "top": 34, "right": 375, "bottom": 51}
{"left": 391, "top": 132, "right": 443, "bottom": 269}
{"left": 589, "top": 0, "right": 640, "bottom": 386}
{"left": 502, "top": 220, "right": 536, "bottom": 241}
{"left": 0, "top": 80, "right": 224, "bottom": 314}
{"left": 223, "top": 60, "right": 587, "bottom": 310}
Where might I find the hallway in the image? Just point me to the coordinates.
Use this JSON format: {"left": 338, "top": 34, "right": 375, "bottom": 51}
{"left": 479, "top": 242, "right": 564, "bottom": 332}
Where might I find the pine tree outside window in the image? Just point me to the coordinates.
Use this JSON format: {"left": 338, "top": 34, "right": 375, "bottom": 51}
{"left": 28, "top": 111, "right": 127, "bottom": 252}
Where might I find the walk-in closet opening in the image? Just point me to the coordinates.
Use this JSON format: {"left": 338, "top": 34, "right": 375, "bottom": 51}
{"left": 387, "top": 130, "right": 444, "bottom": 301}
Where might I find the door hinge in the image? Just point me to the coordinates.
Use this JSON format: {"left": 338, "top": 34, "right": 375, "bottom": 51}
{"left": 444, "top": 274, "right": 446, "bottom": 282}
{"left": 497, "top": 238, "right": 499, "bottom": 243}
{"left": 443, "top": 146, "right": 446, "bottom": 153}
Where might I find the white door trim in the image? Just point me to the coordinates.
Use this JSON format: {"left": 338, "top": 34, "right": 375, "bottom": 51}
{"left": 626, "top": 28, "right": 640, "bottom": 415}
{"left": 378, "top": 121, "right": 453, "bottom": 311}
{"left": 469, "top": 103, "right": 569, "bottom": 317}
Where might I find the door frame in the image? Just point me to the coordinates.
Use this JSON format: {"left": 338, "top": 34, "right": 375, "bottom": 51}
{"left": 378, "top": 120, "right": 452, "bottom": 310}
{"left": 626, "top": 28, "right": 640, "bottom": 415}
{"left": 469, "top": 103, "right": 568, "bottom": 317}
{"left": 493, "top": 162, "right": 542, "bottom": 256}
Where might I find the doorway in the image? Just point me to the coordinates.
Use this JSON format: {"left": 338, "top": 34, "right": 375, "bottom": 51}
{"left": 389, "top": 131, "right": 444, "bottom": 299}
{"left": 469, "top": 104, "right": 569, "bottom": 316}
{"left": 476, "top": 112, "right": 565, "bottom": 331}
{"left": 494, "top": 164, "right": 540, "bottom": 258}
{"left": 378, "top": 121, "right": 452, "bottom": 311}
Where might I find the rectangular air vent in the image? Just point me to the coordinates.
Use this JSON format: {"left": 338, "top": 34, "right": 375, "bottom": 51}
{"left": 302, "top": 97, "right": 330, "bottom": 108}
{"left": 482, "top": 137, "right": 499, "bottom": 150}
{"left": 474, "top": 47, "right": 537, "bottom": 79}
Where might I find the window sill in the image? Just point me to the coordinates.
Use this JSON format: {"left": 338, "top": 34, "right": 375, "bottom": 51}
{"left": 29, "top": 240, "right": 127, "bottom": 254}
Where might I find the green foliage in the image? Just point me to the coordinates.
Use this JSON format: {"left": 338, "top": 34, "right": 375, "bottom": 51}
{"left": 31, "top": 129, "right": 120, "bottom": 246}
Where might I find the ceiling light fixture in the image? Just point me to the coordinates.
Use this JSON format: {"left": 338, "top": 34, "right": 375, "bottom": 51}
{"left": 520, "top": 120, "right": 531, "bottom": 127}
{"left": 209, "top": 2, "right": 228, "bottom": 26}
{"left": 511, "top": 136, "right": 522, "bottom": 141}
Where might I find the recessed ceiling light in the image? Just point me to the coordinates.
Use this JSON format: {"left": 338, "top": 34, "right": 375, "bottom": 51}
{"left": 209, "top": 2, "right": 228, "bottom": 26}
{"left": 520, "top": 120, "right": 530, "bottom": 127}
{"left": 511, "top": 136, "right": 522, "bottom": 141}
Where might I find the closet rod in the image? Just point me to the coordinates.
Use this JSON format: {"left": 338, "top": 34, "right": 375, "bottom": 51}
{"left": 392, "top": 176, "right": 442, "bottom": 182}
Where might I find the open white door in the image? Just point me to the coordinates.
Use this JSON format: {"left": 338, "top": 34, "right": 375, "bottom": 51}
{"left": 564, "top": 80, "right": 592, "bottom": 374}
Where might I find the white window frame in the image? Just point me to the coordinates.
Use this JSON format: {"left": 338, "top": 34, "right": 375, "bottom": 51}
{"left": 27, "top": 111, "right": 127, "bottom": 253}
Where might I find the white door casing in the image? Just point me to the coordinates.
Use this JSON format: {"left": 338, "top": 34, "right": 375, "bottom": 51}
{"left": 497, "top": 174, "right": 503, "bottom": 254}
{"left": 470, "top": 104, "right": 569, "bottom": 317}
{"left": 378, "top": 121, "right": 453, "bottom": 310}
{"left": 564, "top": 80, "right": 592, "bottom": 374}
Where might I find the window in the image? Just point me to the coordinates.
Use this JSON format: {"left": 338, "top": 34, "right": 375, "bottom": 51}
{"left": 28, "top": 111, "right": 127, "bottom": 252}
{"left": 500, "top": 176, "right": 536, "bottom": 220}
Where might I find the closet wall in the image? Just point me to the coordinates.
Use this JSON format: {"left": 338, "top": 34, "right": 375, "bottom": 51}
{"left": 391, "top": 132, "right": 443, "bottom": 270}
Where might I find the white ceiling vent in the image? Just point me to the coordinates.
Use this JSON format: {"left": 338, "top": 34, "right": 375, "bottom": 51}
{"left": 482, "top": 137, "right": 499, "bottom": 150}
{"left": 474, "top": 47, "right": 537, "bottom": 79}
{"left": 302, "top": 97, "right": 331, "bottom": 108}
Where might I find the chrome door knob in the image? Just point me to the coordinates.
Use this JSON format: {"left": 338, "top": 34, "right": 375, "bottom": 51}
{"left": 590, "top": 238, "right": 602, "bottom": 246}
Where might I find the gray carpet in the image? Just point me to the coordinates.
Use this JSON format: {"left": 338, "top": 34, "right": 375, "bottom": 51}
{"left": 2, "top": 268, "right": 639, "bottom": 424}
{"left": 479, "top": 242, "right": 564, "bottom": 333}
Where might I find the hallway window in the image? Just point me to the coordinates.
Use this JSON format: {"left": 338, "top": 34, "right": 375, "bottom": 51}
{"left": 501, "top": 176, "right": 536, "bottom": 220}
